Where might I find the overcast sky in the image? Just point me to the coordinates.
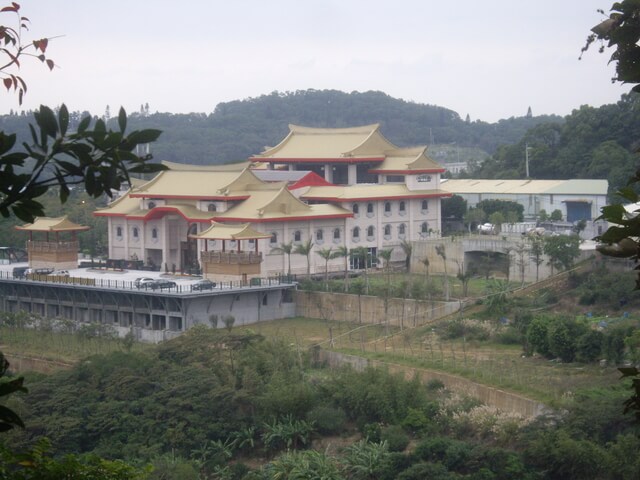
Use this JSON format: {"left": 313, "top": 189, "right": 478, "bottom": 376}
{"left": 3, "top": 1, "right": 628, "bottom": 122}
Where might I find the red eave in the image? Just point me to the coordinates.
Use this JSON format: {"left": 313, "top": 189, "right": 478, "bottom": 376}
{"left": 368, "top": 168, "right": 446, "bottom": 174}
{"left": 212, "top": 213, "right": 353, "bottom": 223}
{"left": 249, "top": 157, "right": 385, "bottom": 164}
{"left": 128, "top": 194, "right": 250, "bottom": 201}
{"left": 302, "top": 192, "right": 452, "bottom": 202}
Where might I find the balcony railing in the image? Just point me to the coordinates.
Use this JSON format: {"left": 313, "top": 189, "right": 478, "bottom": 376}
{"left": 201, "top": 251, "right": 263, "bottom": 265}
{"left": 27, "top": 240, "right": 79, "bottom": 253}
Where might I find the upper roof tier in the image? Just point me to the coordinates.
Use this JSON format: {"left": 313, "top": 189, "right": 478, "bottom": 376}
{"left": 15, "top": 216, "right": 90, "bottom": 232}
{"left": 129, "top": 168, "right": 277, "bottom": 200}
{"left": 251, "top": 124, "right": 402, "bottom": 163}
{"left": 369, "top": 147, "right": 445, "bottom": 174}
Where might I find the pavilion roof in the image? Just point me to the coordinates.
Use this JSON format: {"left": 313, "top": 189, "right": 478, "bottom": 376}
{"left": 15, "top": 216, "right": 90, "bottom": 232}
{"left": 189, "top": 222, "right": 271, "bottom": 240}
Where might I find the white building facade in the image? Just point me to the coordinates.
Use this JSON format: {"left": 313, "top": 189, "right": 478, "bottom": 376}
{"left": 96, "top": 124, "right": 451, "bottom": 278}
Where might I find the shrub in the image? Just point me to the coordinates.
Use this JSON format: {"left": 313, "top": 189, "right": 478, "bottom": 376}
{"left": 306, "top": 406, "right": 347, "bottom": 435}
{"left": 493, "top": 326, "right": 522, "bottom": 345}
{"left": 426, "top": 379, "right": 445, "bottom": 391}
{"left": 575, "top": 330, "right": 603, "bottom": 363}
{"left": 380, "top": 425, "right": 410, "bottom": 452}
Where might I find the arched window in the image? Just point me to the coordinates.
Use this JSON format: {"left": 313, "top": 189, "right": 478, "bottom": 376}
{"left": 293, "top": 230, "right": 301, "bottom": 242}
{"left": 353, "top": 226, "right": 360, "bottom": 240}
{"left": 384, "top": 224, "right": 391, "bottom": 237}
{"left": 367, "top": 226, "right": 375, "bottom": 238}
{"left": 208, "top": 203, "right": 217, "bottom": 212}
{"left": 367, "top": 203, "right": 374, "bottom": 215}
{"left": 384, "top": 202, "right": 391, "bottom": 214}
{"left": 421, "top": 199, "right": 428, "bottom": 211}
{"left": 352, "top": 204, "right": 359, "bottom": 216}
{"left": 333, "top": 228, "right": 341, "bottom": 240}
{"left": 116, "top": 226, "right": 122, "bottom": 237}
{"left": 399, "top": 223, "right": 406, "bottom": 235}
{"left": 399, "top": 201, "right": 406, "bottom": 215}
{"left": 421, "top": 222, "right": 429, "bottom": 234}
{"left": 316, "top": 229, "right": 324, "bottom": 241}
{"left": 132, "top": 227, "right": 139, "bottom": 238}
{"left": 270, "top": 232, "right": 278, "bottom": 245}
{"left": 151, "top": 228, "right": 158, "bottom": 239}
{"left": 148, "top": 201, "right": 156, "bottom": 209}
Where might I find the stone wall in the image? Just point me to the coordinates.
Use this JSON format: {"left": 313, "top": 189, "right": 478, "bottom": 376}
{"left": 295, "top": 290, "right": 459, "bottom": 326}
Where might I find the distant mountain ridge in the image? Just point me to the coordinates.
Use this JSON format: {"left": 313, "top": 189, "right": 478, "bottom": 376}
{"left": 0, "top": 89, "right": 563, "bottom": 166}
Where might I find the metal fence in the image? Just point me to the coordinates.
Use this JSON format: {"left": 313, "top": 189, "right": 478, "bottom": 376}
{"left": 0, "top": 270, "right": 297, "bottom": 294}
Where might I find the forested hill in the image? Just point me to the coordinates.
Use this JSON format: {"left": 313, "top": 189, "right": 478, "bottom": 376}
{"left": 472, "top": 93, "right": 640, "bottom": 194}
{"left": 0, "top": 89, "right": 561, "bottom": 165}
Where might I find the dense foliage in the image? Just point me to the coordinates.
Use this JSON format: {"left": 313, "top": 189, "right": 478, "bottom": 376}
{"left": 3, "top": 325, "right": 639, "bottom": 479}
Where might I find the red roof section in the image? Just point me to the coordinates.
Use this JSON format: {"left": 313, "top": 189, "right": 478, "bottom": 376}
{"left": 289, "top": 171, "right": 334, "bottom": 190}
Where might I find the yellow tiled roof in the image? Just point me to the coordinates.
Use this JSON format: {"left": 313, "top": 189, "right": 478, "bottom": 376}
{"left": 130, "top": 168, "right": 267, "bottom": 199}
{"left": 215, "top": 187, "right": 351, "bottom": 221}
{"left": 16, "top": 216, "right": 90, "bottom": 231}
{"left": 190, "top": 222, "right": 271, "bottom": 240}
{"left": 371, "top": 147, "right": 444, "bottom": 173}
{"left": 253, "top": 124, "right": 398, "bottom": 159}
{"left": 162, "top": 160, "right": 251, "bottom": 171}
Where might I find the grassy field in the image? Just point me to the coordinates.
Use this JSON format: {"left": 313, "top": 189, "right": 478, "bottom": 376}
{"left": 249, "top": 315, "right": 622, "bottom": 405}
{"left": 0, "top": 327, "right": 150, "bottom": 366}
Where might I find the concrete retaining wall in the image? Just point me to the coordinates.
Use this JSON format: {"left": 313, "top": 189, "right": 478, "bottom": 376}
{"left": 315, "top": 349, "right": 548, "bottom": 418}
{"left": 295, "top": 290, "right": 459, "bottom": 326}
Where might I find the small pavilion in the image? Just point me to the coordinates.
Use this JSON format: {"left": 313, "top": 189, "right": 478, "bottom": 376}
{"left": 15, "top": 216, "right": 89, "bottom": 270}
{"left": 189, "top": 222, "right": 271, "bottom": 283}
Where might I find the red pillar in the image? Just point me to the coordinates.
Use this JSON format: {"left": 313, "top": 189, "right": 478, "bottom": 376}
{"left": 222, "top": 240, "right": 226, "bottom": 252}
{"left": 237, "top": 240, "right": 241, "bottom": 253}
{"left": 254, "top": 239, "right": 258, "bottom": 253}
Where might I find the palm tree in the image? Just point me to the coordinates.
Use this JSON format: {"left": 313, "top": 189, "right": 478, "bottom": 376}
{"left": 271, "top": 241, "right": 294, "bottom": 277}
{"left": 377, "top": 248, "right": 394, "bottom": 291}
{"left": 294, "top": 239, "right": 314, "bottom": 277}
{"left": 316, "top": 247, "right": 333, "bottom": 290}
{"left": 350, "top": 246, "right": 370, "bottom": 295}
{"left": 399, "top": 239, "right": 412, "bottom": 271}
{"left": 332, "top": 245, "right": 350, "bottom": 292}
{"left": 435, "top": 244, "right": 450, "bottom": 301}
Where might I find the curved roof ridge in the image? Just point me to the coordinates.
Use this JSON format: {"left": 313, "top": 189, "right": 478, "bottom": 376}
{"left": 288, "top": 123, "right": 381, "bottom": 135}
{"left": 259, "top": 185, "right": 310, "bottom": 215}
{"left": 347, "top": 124, "right": 400, "bottom": 157}
{"left": 255, "top": 128, "right": 296, "bottom": 157}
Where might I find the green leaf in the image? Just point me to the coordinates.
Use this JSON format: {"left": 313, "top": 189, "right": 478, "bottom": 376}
{"left": 77, "top": 115, "right": 91, "bottom": 133}
{"left": 0, "top": 404, "right": 25, "bottom": 429}
{"left": 58, "top": 104, "right": 69, "bottom": 136}
{"left": 126, "top": 129, "right": 162, "bottom": 146}
{"left": 118, "top": 107, "right": 127, "bottom": 133}
{"left": 35, "top": 105, "right": 59, "bottom": 138}
{"left": 0, "top": 132, "right": 17, "bottom": 155}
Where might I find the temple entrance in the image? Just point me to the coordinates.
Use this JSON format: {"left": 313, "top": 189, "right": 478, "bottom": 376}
{"left": 181, "top": 224, "right": 199, "bottom": 273}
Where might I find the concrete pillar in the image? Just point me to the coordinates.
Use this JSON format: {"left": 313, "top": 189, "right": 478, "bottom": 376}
{"left": 347, "top": 164, "right": 357, "bottom": 185}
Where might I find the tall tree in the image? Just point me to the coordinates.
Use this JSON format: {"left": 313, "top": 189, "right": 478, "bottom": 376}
{"left": 332, "top": 245, "right": 350, "bottom": 292}
{"left": 543, "top": 234, "right": 580, "bottom": 274}
{"left": 272, "top": 242, "right": 294, "bottom": 276}
{"left": 350, "top": 246, "right": 370, "bottom": 295}
{"left": 435, "top": 244, "right": 450, "bottom": 301}
{"left": 294, "top": 239, "right": 314, "bottom": 277}
{"left": 316, "top": 247, "right": 333, "bottom": 290}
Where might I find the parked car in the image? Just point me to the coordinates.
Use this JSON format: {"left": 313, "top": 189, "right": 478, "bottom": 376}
{"left": 134, "top": 277, "right": 155, "bottom": 289}
{"left": 149, "top": 279, "right": 177, "bottom": 290}
{"left": 192, "top": 279, "right": 216, "bottom": 291}
{"left": 51, "top": 270, "right": 70, "bottom": 276}
{"left": 12, "top": 266, "right": 28, "bottom": 279}
{"left": 25, "top": 267, "right": 54, "bottom": 276}
{"left": 477, "top": 223, "right": 495, "bottom": 234}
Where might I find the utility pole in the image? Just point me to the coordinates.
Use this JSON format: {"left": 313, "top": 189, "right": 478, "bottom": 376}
{"left": 525, "top": 144, "right": 532, "bottom": 178}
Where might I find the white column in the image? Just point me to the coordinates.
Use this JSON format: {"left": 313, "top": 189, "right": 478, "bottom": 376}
{"left": 347, "top": 164, "right": 357, "bottom": 185}
{"left": 161, "top": 216, "right": 169, "bottom": 270}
